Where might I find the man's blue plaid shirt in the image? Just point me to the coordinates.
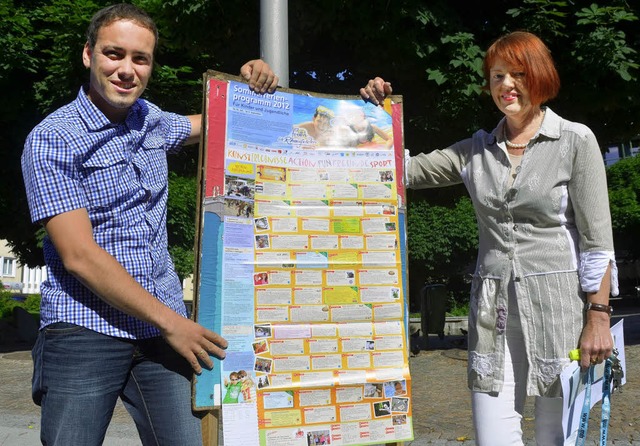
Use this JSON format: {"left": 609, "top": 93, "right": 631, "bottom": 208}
{"left": 22, "top": 87, "right": 192, "bottom": 339}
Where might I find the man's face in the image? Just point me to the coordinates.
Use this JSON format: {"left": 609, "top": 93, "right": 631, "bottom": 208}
{"left": 82, "top": 19, "right": 155, "bottom": 122}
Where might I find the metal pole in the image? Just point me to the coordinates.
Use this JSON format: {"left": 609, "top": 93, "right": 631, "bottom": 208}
{"left": 260, "top": 0, "right": 289, "bottom": 87}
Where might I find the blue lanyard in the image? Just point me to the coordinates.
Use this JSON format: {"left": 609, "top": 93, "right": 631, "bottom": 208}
{"left": 575, "top": 360, "right": 613, "bottom": 446}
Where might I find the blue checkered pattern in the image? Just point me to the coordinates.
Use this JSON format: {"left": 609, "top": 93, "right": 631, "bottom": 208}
{"left": 21, "top": 86, "right": 192, "bottom": 339}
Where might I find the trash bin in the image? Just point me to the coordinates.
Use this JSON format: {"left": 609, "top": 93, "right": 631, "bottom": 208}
{"left": 420, "top": 284, "right": 447, "bottom": 341}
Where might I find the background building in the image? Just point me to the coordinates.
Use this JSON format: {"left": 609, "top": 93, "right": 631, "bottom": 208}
{"left": 0, "top": 239, "right": 46, "bottom": 294}
{"left": 604, "top": 139, "right": 640, "bottom": 166}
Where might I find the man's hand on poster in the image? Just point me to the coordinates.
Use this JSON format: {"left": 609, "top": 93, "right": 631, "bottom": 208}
{"left": 161, "top": 314, "right": 229, "bottom": 374}
{"left": 240, "top": 59, "right": 279, "bottom": 94}
{"left": 360, "top": 77, "right": 393, "bottom": 106}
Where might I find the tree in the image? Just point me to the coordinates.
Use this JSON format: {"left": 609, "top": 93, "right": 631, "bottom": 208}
{"left": 1, "top": 0, "right": 638, "bottom": 288}
{"left": 166, "top": 172, "right": 197, "bottom": 281}
{"left": 607, "top": 155, "right": 640, "bottom": 260}
{"left": 0, "top": 0, "right": 107, "bottom": 267}
{"left": 406, "top": 195, "right": 478, "bottom": 309}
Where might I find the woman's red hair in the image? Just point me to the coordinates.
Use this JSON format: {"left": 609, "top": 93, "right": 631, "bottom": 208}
{"left": 483, "top": 31, "right": 560, "bottom": 105}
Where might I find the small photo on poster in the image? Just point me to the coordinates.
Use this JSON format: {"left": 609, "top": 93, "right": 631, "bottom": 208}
{"left": 391, "top": 396, "right": 409, "bottom": 413}
{"left": 254, "top": 356, "right": 273, "bottom": 374}
{"left": 254, "top": 272, "right": 269, "bottom": 285}
{"left": 382, "top": 204, "right": 396, "bottom": 215}
{"left": 224, "top": 197, "right": 254, "bottom": 218}
{"left": 364, "top": 383, "right": 383, "bottom": 398}
{"left": 379, "top": 170, "right": 394, "bottom": 183}
{"left": 252, "top": 339, "right": 269, "bottom": 355}
{"left": 225, "top": 175, "right": 255, "bottom": 199}
{"left": 257, "top": 375, "right": 270, "bottom": 389}
{"left": 306, "top": 429, "right": 331, "bottom": 446}
{"left": 373, "top": 400, "right": 392, "bottom": 417}
{"left": 392, "top": 414, "right": 407, "bottom": 425}
{"left": 255, "top": 234, "right": 270, "bottom": 249}
{"left": 254, "top": 216, "right": 270, "bottom": 231}
{"left": 254, "top": 324, "right": 272, "bottom": 338}
{"left": 257, "top": 165, "right": 287, "bottom": 182}
{"left": 383, "top": 380, "right": 407, "bottom": 398}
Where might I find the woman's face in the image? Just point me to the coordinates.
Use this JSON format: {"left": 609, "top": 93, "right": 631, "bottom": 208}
{"left": 489, "top": 57, "right": 534, "bottom": 119}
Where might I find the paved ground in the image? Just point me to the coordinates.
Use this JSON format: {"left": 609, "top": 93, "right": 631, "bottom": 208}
{"left": 1, "top": 309, "right": 639, "bottom": 445}
{"left": 406, "top": 323, "right": 640, "bottom": 445}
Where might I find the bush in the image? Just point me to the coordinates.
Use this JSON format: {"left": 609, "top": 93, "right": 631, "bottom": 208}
{"left": 446, "top": 295, "right": 470, "bottom": 317}
{"left": 23, "top": 294, "right": 41, "bottom": 314}
{"left": 0, "top": 292, "right": 41, "bottom": 321}
{"left": 0, "top": 291, "right": 19, "bottom": 319}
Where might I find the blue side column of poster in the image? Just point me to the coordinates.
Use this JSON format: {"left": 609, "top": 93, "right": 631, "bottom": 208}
{"left": 399, "top": 210, "right": 409, "bottom": 347}
{"left": 194, "top": 211, "right": 224, "bottom": 408}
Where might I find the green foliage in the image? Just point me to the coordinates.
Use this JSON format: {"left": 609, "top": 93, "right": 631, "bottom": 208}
{"left": 407, "top": 195, "right": 478, "bottom": 274}
{"left": 425, "top": 32, "right": 485, "bottom": 116}
{"left": 0, "top": 292, "right": 41, "bottom": 320}
{"left": 607, "top": 155, "right": 640, "bottom": 259}
{"left": 167, "top": 172, "right": 197, "bottom": 280}
{"left": 0, "top": 291, "right": 14, "bottom": 320}
{"left": 23, "top": 294, "right": 42, "bottom": 313}
{"left": 572, "top": 4, "right": 638, "bottom": 81}
{"left": 446, "top": 1, "right": 640, "bottom": 145}
{"left": 147, "top": 65, "right": 201, "bottom": 113}
{"left": 169, "top": 246, "right": 195, "bottom": 283}
{"left": 1, "top": 0, "right": 639, "bottom": 297}
{"left": 506, "top": 0, "right": 570, "bottom": 37}
{"left": 446, "top": 295, "right": 470, "bottom": 317}
{"left": 0, "top": 0, "right": 40, "bottom": 78}
{"left": 406, "top": 194, "right": 477, "bottom": 309}
{"left": 27, "top": 0, "right": 101, "bottom": 113}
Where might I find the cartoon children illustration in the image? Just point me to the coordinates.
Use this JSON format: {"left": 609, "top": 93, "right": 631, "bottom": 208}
{"left": 222, "top": 371, "right": 243, "bottom": 404}
{"left": 238, "top": 370, "right": 256, "bottom": 403}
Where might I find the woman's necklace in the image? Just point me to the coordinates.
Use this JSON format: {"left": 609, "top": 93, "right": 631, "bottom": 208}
{"left": 505, "top": 133, "right": 528, "bottom": 148}
{"left": 504, "top": 126, "right": 529, "bottom": 148}
{"left": 503, "top": 109, "right": 546, "bottom": 149}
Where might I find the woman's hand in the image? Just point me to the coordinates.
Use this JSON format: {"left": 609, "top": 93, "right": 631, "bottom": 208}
{"left": 578, "top": 310, "right": 614, "bottom": 369}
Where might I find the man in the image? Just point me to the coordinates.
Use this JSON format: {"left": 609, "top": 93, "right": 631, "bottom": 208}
{"left": 21, "top": 4, "right": 278, "bottom": 445}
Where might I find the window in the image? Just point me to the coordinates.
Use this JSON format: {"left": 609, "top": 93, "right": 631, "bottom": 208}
{"left": 2, "top": 257, "right": 16, "bottom": 277}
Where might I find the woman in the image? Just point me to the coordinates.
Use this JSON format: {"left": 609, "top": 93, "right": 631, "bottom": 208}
{"left": 361, "top": 31, "right": 618, "bottom": 445}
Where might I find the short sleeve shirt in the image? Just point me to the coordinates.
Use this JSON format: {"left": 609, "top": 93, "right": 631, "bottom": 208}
{"left": 21, "top": 86, "right": 191, "bottom": 339}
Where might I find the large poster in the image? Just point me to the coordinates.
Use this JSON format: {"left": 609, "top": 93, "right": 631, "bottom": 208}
{"left": 193, "top": 71, "right": 412, "bottom": 445}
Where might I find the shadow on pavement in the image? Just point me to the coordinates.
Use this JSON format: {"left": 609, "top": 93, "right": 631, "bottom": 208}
{"left": 0, "top": 319, "right": 36, "bottom": 354}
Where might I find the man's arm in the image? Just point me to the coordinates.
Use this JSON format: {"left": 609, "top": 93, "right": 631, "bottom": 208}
{"left": 43, "top": 208, "right": 227, "bottom": 373}
{"left": 185, "top": 114, "right": 202, "bottom": 146}
{"left": 184, "top": 59, "right": 279, "bottom": 146}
